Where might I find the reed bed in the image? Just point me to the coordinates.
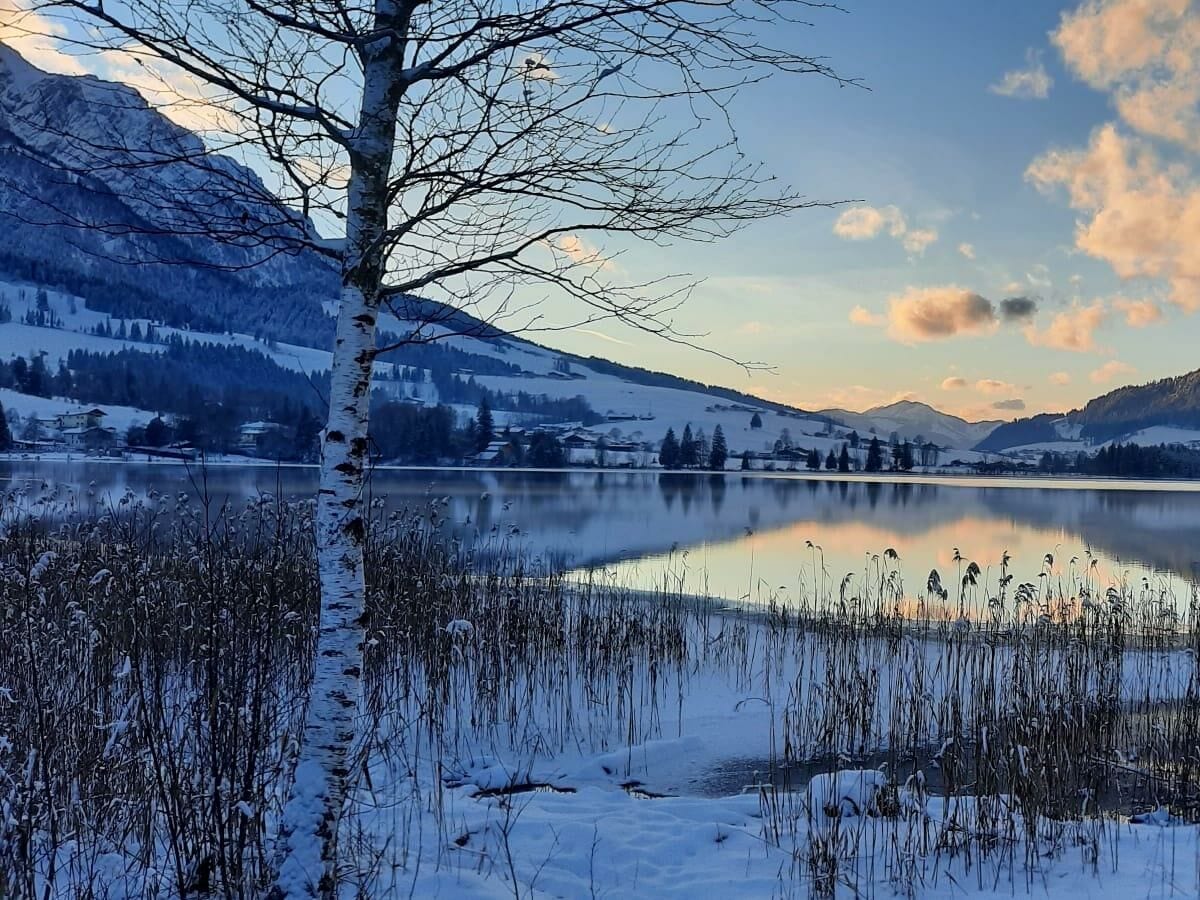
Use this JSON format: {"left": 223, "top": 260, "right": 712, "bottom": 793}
{"left": 1, "top": 484, "right": 1199, "bottom": 898}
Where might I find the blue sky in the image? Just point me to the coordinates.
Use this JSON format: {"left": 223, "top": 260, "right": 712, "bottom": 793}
{"left": 4, "top": 0, "right": 1199, "bottom": 421}
{"left": 537, "top": 0, "right": 1200, "bottom": 420}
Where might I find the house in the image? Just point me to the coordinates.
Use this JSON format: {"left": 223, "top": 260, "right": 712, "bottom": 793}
{"left": 61, "top": 425, "right": 117, "bottom": 451}
{"left": 238, "top": 421, "right": 288, "bottom": 454}
{"left": 562, "top": 430, "right": 596, "bottom": 449}
{"left": 54, "top": 408, "right": 107, "bottom": 431}
{"left": 471, "top": 439, "right": 521, "bottom": 466}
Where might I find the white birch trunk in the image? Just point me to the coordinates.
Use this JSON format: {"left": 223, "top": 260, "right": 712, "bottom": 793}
{"left": 274, "top": 6, "right": 405, "bottom": 894}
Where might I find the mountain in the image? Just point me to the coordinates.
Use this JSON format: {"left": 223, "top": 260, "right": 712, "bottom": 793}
{"left": 819, "top": 400, "right": 1003, "bottom": 450}
{"left": 974, "top": 369, "right": 1200, "bottom": 453}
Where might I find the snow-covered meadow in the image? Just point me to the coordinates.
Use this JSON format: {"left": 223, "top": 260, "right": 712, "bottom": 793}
{"left": 4, "top": 485, "right": 1200, "bottom": 899}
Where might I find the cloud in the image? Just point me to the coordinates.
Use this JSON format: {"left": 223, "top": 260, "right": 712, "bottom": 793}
{"left": 902, "top": 228, "right": 939, "bottom": 255}
{"left": 552, "top": 234, "right": 613, "bottom": 270}
{"left": 1054, "top": 0, "right": 1200, "bottom": 149}
{"left": 958, "top": 242, "right": 976, "bottom": 259}
{"left": 833, "top": 205, "right": 907, "bottom": 240}
{"left": 518, "top": 52, "right": 559, "bottom": 82}
{"left": 880, "top": 287, "right": 1038, "bottom": 343}
{"left": 848, "top": 305, "right": 887, "bottom": 327}
{"left": 1024, "top": 300, "right": 1108, "bottom": 352}
{"left": 1027, "top": 124, "right": 1200, "bottom": 312}
{"left": 886, "top": 286, "right": 999, "bottom": 342}
{"left": 941, "top": 376, "right": 969, "bottom": 390}
{"left": 1089, "top": 359, "right": 1137, "bottom": 383}
{"left": 1049, "top": 371, "right": 1073, "bottom": 385}
{"left": 975, "top": 378, "right": 1019, "bottom": 395}
{"left": 576, "top": 328, "right": 631, "bottom": 346}
{"left": 832, "top": 205, "right": 938, "bottom": 255}
{"left": 999, "top": 296, "right": 1038, "bottom": 322}
{"left": 989, "top": 48, "right": 1054, "bottom": 99}
{"left": 992, "top": 398, "right": 1028, "bottom": 411}
{"left": 0, "top": 1, "right": 87, "bottom": 75}
{"left": 1112, "top": 296, "right": 1164, "bottom": 326}
{"left": 737, "top": 320, "right": 766, "bottom": 335}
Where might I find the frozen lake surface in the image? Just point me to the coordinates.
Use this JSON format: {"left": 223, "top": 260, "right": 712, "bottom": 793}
{"left": 4, "top": 461, "right": 1200, "bottom": 604}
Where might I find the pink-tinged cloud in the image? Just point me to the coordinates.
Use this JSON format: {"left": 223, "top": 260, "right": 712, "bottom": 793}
{"left": 975, "top": 378, "right": 1018, "bottom": 395}
{"left": 1112, "top": 296, "right": 1163, "bottom": 326}
{"left": 832, "top": 205, "right": 938, "bottom": 255}
{"left": 1027, "top": 125, "right": 1200, "bottom": 312}
{"left": 833, "top": 205, "right": 906, "bottom": 239}
{"left": 941, "top": 376, "right": 968, "bottom": 390}
{"left": 1049, "top": 371, "right": 1073, "bottom": 385}
{"left": 848, "top": 305, "right": 886, "bottom": 327}
{"left": 1089, "top": 359, "right": 1137, "bottom": 383}
{"left": 957, "top": 242, "right": 976, "bottom": 259}
{"left": 1024, "top": 300, "right": 1108, "bottom": 352}
{"left": 1054, "top": 0, "right": 1200, "bottom": 149}
{"left": 885, "top": 286, "right": 998, "bottom": 342}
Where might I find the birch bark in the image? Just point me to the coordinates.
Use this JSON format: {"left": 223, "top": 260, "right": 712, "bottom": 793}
{"left": 274, "top": 4, "right": 406, "bottom": 894}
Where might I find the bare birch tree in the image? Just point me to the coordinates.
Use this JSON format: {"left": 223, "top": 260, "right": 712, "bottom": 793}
{"left": 13, "top": 0, "right": 849, "bottom": 893}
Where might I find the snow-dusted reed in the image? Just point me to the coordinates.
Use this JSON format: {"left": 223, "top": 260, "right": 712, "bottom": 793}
{"left": 3, "top": 485, "right": 1200, "bottom": 898}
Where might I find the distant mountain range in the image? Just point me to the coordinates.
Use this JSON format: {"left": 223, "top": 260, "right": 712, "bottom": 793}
{"left": 818, "top": 400, "right": 1002, "bottom": 451}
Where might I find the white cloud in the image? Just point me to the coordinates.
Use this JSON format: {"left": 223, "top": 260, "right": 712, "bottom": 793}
{"left": 989, "top": 48, "right": 1054, "bottom": 99}
{"left": 957, "top": 242, "right": 976, "bottom": 260}
{"left": 902, "top": 228, "right": 939, "bottom": 255}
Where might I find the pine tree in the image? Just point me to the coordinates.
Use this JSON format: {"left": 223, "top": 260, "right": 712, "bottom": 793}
{"left": 0, "top": 402, "right": 10, "bottom": 451}
{"left": 145, "top": 416, "right": 170, "bottom": 447}
{"left": 750, "top": 412, "right": 763, "bottom": 429}
{"left": 900, "top": 440, "right": 915, "bottom": 471}
{"left": 806, "top": 448, "right": 821, "bottom": 470}
{"left": 680, "top": 424, "right": 697, "bottom": 467}
{"left": 659, "top": 427, "right": 680, "bottom": 469}
{"left": 838, "top": 444, "right": 850, "bottom": 472}
{"left": 475, "top": 398, "right": 494, "bottom": 453}
{"left": 824, "top": 449, "right": 837, "bottom": 470}
{"left": 740, "top": 450, "right": 751, "bottom": 470}
{"left": 708, "top": 425, "right": 728, "bottom": 470}
{"left": 865, "top": 436, "right": 884, "bottom": 472}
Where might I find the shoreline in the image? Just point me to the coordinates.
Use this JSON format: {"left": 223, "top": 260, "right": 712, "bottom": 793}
{"left": 4, "top": 452, "right": 1200, "bottom": 493}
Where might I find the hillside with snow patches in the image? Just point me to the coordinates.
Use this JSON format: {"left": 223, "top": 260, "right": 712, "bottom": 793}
{"left": 0, "top": 279, "right": 1006, "bottom": 464}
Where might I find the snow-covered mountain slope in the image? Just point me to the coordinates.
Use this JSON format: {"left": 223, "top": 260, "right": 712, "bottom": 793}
{"left": 818, "top": 400, "right": 1002, "bottom": 450}
{"left": 0, "top": 43, "right": 329, "bottom": 283}
{"left": 980, "top": 368, "right": 1200, "bottom": 455}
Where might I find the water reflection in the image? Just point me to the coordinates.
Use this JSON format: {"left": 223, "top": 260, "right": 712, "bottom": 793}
{"left": 3, "top": 461, "right": 1199, "bottom": 602}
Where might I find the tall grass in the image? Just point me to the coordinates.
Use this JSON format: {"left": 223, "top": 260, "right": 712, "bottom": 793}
{"left": 1, "top": 485, "right": 1199, "bottom": 898}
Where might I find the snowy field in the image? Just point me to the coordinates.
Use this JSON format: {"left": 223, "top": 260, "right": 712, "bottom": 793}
{"left": 7, "top": 492, "right": 1200, "bottom": 899}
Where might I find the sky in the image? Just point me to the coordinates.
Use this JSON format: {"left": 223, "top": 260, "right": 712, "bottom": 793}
{"left": 2, "top": 0, "right": 1199, "bottom": 422}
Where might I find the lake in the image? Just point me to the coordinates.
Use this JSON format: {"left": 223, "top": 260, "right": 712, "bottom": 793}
{"left": 4, "top": 460, "right": 1200, "bottom": 609}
